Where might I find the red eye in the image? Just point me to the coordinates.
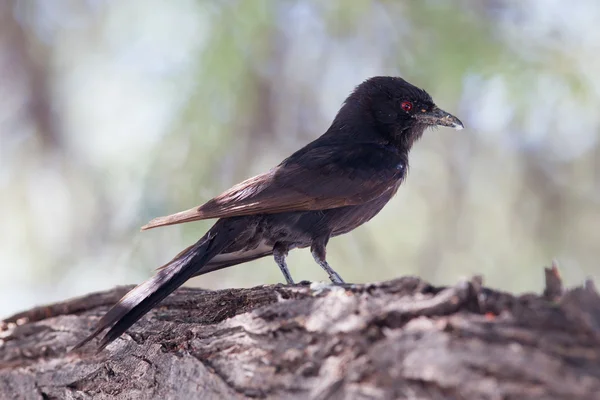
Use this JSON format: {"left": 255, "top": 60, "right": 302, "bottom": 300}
{"left": 401, "top": 101, "right": 413, "bottom": 112}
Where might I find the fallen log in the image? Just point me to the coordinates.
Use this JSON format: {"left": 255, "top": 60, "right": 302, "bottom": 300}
{"left": 1, "top": 265, "right": 599, "bottom": 399}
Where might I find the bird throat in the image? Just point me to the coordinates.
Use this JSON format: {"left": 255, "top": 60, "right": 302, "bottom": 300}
{"left": 390, "top": 123, "right": 427, "bottom": 154}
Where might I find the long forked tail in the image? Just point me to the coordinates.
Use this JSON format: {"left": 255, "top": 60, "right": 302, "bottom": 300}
{"left": 72, "top": 230, "right": 228, "bottom": 352}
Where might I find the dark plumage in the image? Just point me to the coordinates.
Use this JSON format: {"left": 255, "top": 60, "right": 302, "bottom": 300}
{"left": 73, "top": 76, "right": 463, "bottom": 351}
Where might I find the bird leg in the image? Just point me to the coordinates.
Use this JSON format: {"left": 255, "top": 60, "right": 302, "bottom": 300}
{"left": 273, "top": 243, "right": 294, "bottom": 284}
{"left": 310, "top": 238, "right": 345, "bottom": 284}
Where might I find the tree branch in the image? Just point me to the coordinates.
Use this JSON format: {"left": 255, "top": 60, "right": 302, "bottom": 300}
{"left": 1, "top": 268, "right": 599, "bottom": 399}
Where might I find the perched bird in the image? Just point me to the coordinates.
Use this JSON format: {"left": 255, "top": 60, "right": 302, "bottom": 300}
{"left": 73, "top": 76, "right": 463, "bottom": 351}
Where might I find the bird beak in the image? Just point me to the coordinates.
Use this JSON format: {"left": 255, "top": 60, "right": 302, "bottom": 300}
{"left": 415, "top": 106, "right": 464, "bottom": 130}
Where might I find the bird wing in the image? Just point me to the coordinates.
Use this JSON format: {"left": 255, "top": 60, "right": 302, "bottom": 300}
{"left": 141, "top": 142, "right": 406, "bottom": 230}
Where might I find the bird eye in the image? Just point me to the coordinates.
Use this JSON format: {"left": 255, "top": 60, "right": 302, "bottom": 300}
{"left": 401, "top": 101, "right": 413, "bottom": 112}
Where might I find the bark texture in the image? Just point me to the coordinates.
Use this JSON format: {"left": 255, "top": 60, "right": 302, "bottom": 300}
{"left": 1, "top": 266, "right": 600, "bottom": 400}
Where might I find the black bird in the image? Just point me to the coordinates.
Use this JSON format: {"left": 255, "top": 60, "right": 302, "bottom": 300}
{"left": 73, "top": 76, "right": 463, "bottom": 351}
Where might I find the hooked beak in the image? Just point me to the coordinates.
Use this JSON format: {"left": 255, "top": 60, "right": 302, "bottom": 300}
{"left": 415, "top": 106, "right": 464, "bottom": 130}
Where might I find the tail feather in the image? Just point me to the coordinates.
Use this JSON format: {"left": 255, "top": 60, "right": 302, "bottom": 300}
{"left": 72, "top": 232, "right": 225, "bottom": 352}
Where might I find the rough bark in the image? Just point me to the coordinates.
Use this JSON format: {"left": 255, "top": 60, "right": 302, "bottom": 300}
{"left": 1, "top": 266, "right": 599, "bottom": 400}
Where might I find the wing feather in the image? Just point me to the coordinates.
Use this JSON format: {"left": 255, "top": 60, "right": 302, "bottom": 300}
{"left": 141, "top": 143, "right": 406, "bottom": 230}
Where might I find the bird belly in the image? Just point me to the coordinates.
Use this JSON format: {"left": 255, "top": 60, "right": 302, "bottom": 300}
{"left": 209, "top": 240, "right": 272, "bottom": 264}
{"left": 329, "top": 188, "right": 398, "bottom": 237}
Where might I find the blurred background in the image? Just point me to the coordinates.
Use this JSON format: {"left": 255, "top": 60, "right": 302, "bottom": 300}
{"left": 1, "top": 0, "right": 599, "bottom": 318}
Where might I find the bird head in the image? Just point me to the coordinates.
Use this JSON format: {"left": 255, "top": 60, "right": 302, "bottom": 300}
{"left": 333, "top": 76, "right": 463, "bottom": 148}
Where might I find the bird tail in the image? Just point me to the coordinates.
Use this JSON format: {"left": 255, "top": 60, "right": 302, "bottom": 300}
{"left": 72, "top": 229, "right": 229, "bottom": 352}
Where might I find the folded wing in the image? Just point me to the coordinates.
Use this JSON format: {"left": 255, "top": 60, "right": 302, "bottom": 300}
{"left": 142, "top": 143, "right": 406, "bottom": 230}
